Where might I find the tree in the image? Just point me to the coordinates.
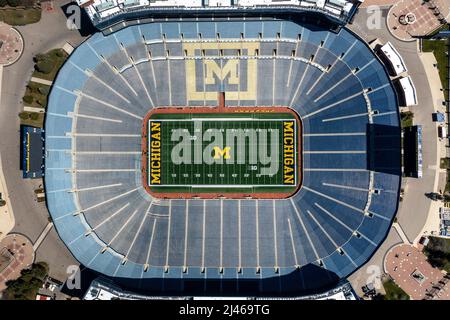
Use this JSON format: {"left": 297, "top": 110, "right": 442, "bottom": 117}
{"left": 3, "top": 262, "right": 49, "bottom": 300}
{"left": 6, "top": 0, "right": 20, "bottom": 7}
{"left": 22, "top": 95, "right": 33, "bottom": 105}
{"left": 35, "top": 59, "right": 54, "bottom": 74}
{"left": 19, "top": 112, "right": 30, "bottom": 120}
{"left": 0, "top": 0, "right": 8, "bottom": 7}
{"left": 38, "top": 86, "right": 49, "bottom": 95}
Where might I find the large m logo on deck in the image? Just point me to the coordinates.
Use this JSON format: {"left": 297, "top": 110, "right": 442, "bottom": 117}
{"left": 184, "top": 42, "right": 258, "bottom": 102}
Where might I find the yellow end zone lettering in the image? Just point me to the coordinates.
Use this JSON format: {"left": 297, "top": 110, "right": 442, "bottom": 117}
{"left": 149, "top": 121, "right": 161, "bottom": 185}
{"left": 283, "top": 121, "right": 296, "bottom": 185}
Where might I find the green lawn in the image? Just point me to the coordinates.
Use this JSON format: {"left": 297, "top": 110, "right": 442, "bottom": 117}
{"left": 19, "top": 111, "right": 44, "bottom": 128}
{"left": 22, "top": 81, "right": 50, "bottom": 109}
{"left": 32, "top": 49, "right": 68, "bottom": 82}
{"left": 400, "top": 111, "right": 414, "bottom": 128}
{"left": 0, "top": 8, "right": 41, "bottom": 25}
{"left": 382, "top": 279, "right": 410, "bottom": 300}
{"left": 422, "top": 39, "right": 449, "bottom": 101}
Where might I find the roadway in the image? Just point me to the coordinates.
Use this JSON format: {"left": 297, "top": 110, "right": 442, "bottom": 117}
{"left": 347, "top": 6, "right": 446, "bottom": 295}
{"left": 0, "top": 0, "right": 87, "bottom": 282}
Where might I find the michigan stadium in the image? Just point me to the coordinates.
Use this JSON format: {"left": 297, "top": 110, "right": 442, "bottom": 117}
{"left": 43, "top": 0, "right": 402, "bottom": 297}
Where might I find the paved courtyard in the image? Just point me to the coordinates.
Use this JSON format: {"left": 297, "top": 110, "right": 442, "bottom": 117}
{"left": 385, "top": 244, "right": 450, "bottom": 300}
{"left": 387, "top": 0, "right": 449, "bottom": 41}
{"left": 0, "top": 234, "right": 34, "bottom": 291}
{"left": 0, "top": 23, "right": 23, "bottom": 66}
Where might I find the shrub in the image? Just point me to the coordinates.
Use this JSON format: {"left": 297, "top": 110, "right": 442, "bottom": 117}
{"left": 0, "top": 0, "right": 8, "bottom": 7}
{"left": 37, "top": 99, "right": 45, "bottom": 107}
{"left": 7, "top": 0, "right": 20, "bottom": 7}
{"left": 38, "top": 86, "right": 49, "bottom": 95}
{"left": 29, "top": 112, "right": 39, "bottom": 120}
{"left": 55, "top": 50, "right": 64, "bottom": 58}
{"left": 22, "top": 95, "right": 33, "bottom": 105}
{"left": 3, "top": 262, "right": 49, "bottom": 300}
{"left": 35, "top": 59, "right": 54, "bottom": 74}
{"left": 0, "top": 199, "right": 6, "bottom": 207}
{"left": 19, "top": 112, "right": 30, "bottom": 120}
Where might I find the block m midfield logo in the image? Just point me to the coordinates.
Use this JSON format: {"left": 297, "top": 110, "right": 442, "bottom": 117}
{"left": 183, "top": 42, "right": 258, "bottom": 102}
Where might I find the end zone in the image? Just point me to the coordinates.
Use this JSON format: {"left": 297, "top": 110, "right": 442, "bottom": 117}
{"left": 142, "top": 106, "right": 302, "bottom": 199}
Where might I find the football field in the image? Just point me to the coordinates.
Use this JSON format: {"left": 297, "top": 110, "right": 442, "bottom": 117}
{"left": 146, "top": 111, "right": 301, "bottom": 195}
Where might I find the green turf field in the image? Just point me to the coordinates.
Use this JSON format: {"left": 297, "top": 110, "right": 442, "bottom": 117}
{"left": 147, "top": 112, "right": 300, "bottom": 192}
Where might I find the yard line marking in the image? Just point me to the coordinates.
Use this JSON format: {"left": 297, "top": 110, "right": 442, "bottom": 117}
{"left": 126, "top": 202, "right": 152, "bottom": 257}
{"left": 303, "top": 92, "right": 363, "bottom": 119}
{"left": 77, "top": 91, "right": 143, "bottom": 120}
{"left": 290, "top": 198, "right": 320, "bottom": 261}
{"left": 287, "top": 218, "right": 299, "bottom": 267}
{"left": 165, "top": 200, "right": 172, "bottom": 268}
{"left": 183, "top": 200, "right": 189, "bottom": 268}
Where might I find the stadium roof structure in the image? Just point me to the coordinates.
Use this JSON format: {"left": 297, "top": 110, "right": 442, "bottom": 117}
{"left": 45, "top": 17, "right": 401, "bottom": 296}
{"left": 78, "top": 0, "right": 362, "bottom": 30}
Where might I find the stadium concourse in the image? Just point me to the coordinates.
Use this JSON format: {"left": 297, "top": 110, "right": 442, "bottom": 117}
{"left": 44, "top": 18, "right": 401, "bottom": 296}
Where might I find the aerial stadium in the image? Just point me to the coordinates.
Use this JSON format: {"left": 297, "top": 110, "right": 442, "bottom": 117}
{"left": 44, "top": 1, "right": 401, "bottom": 297}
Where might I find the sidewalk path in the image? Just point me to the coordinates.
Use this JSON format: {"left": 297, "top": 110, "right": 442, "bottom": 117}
{"left": 411, "top": 52, "right": 448, "bottom": 244}
{"left": 30, "top": 77, "right": 53, "bottom": 86}
{"left": 392, "top": 222, "right": 411, "bottom": 244}
{"left": 0, "top": 66, "right": 15, "bottom": 241}
{"left": 32, "top": 222, "right": 53, "bottom": 251}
